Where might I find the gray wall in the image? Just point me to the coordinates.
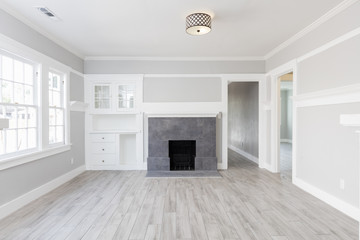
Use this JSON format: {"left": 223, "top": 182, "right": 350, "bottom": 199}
{"left": 85, "top": 60, "right": 265, "bottom": 74}
{"left": 266, "top": 2, "right": 360, "bottom": 71}
{"left": 144, "top": 77, "right": 221, "bottom": 102}
{"left": 266, "top": 2, "right": 360, "bottom": 208}
{"left": 280, "top": 90, "right": 292, "bottom": 140}
{"left": 0, "top": 11, "right": 85, "bottom": 206}
{"left": 0, "top": 9, "right": 83, "bottom": 73}
{"left": 228, "top": 82, "right": 259, "bottom": 158}
{"left": 297, "top": 103, "right": 360, "bottom": 206}
{"left": 0, "top": 110, "right": 85, "bottom": 205}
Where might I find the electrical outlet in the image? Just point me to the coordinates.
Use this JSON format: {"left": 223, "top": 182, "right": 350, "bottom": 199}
{"left": 70, "top": 158, "right": 74, "bottom": 165}
{"left": 340, "top": 179, "right": 345, "bottom": 190}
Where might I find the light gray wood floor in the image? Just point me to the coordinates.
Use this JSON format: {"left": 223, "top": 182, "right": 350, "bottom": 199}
{"left": 0, "top": 150, "right": 358, "bottom": 240}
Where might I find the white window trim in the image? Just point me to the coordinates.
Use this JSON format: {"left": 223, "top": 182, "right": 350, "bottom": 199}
{"left": 0, "top": 33, "right": 72, "bottom": 170}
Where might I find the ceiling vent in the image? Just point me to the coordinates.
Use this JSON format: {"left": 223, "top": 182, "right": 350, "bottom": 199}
{"left": 35, "top": 7, "right": 60, "bottom": 21}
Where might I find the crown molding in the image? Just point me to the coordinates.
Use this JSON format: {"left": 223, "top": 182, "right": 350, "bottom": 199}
{"left": 84, "top": 56, "right": 265, "bottom": 61}
{"left": 264, "top": 0, "right": 359, "bottom": 60}
{"left": 0, "top": 2, "right": 84, "bottom": 59}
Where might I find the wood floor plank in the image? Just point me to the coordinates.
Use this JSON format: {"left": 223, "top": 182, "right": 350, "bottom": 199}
{"left": 0, "top": 149, "right": 357, "bottom": 240}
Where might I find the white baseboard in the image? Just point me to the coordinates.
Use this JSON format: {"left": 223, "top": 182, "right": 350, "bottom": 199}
{"left": 280, "top": 139, "right": 292, "bottom": 143}
{"left": 293, "top": 177, "right": 359, "bottom": 221}
{"left": 0, "top": 165, "right": 86, "bottom": 220}
{"left": 228, "top": 145, "right": 259, "bottom": 164}
{"left": 217, "top": 162, "right": 226, "bottom": 170}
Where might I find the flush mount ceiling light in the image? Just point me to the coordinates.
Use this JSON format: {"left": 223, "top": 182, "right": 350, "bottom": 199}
{"left": 186, "top": 13, "right": 212, "bottom": 36}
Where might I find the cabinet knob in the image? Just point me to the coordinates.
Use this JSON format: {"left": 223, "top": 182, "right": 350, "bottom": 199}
{"left": 102, "top": 137, "right": 104, "bottom": 140}
{"left": 102, "top": 160, "right": 104, "bottom": 162}
{"left": 102, "top": 149, "right": 105, "bottom": 151}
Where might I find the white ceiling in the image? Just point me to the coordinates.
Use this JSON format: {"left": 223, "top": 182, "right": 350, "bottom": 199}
{"left": 0, "top": 0, "right": 343, "bottom": 58}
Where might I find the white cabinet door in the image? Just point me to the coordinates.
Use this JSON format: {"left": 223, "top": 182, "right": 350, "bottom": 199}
{"left": 115, "top": 84, "right": 136, "bottom": 112}
{"left": 92, "top": 84, "right": 112, "bottom": 112}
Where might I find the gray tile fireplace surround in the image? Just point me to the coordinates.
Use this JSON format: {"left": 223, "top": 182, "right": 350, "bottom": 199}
{"left": 147, "top": 117, "right": 217, "bottom": 172}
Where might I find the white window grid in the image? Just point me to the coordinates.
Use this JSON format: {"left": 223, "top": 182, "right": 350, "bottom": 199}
{"left": 0, "top": 52, "right": 38, "bottom": 157}
{"left": 48, "top": 71, "right": 65, "bottom": 145}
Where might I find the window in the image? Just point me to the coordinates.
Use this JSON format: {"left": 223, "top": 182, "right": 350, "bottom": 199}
{"left": 0, "top": 53, "right": 37, "bottom": 155}
{"left": 48, "top": 71, "right": 64, "bottom": 145}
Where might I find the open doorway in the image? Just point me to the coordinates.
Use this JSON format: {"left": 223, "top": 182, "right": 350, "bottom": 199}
{"left": 228, "top": 82, "right": 259, "bottom": 167}
{"left": 278, "top": 73, "right": 293, "bottom": 178}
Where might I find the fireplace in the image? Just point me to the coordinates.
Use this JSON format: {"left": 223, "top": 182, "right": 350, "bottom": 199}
{"left": 147, "top": 117, "right": 217, "bottom": 171}
{"left": 169, "top": 140, "right": 196, "bottom": 170}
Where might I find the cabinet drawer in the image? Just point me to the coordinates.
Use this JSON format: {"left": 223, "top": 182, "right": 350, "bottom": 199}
{"left": 90, "top": 143, "right": 116, "bottom": 154}
{"left": 90, "top": 134, "right": 116, "bottom": 143}
{"left": 90, "top": 154, "right": 117, "bottom": 165}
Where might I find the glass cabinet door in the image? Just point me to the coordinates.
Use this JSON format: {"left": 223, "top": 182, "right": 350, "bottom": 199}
{"left": 93, "top": 84, "right": 111, "bottom": 110}
{"left": 117, "top": 84, "right": 135, "bottom": 110}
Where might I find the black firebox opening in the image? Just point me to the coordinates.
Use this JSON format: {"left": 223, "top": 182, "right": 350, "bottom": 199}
{"left": 169, "top": 140, "right": 196, "bottom": 171}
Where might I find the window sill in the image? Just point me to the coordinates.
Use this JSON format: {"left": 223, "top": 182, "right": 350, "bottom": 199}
{"left": 0, "top": 145, "right": 71, "bottom": 171}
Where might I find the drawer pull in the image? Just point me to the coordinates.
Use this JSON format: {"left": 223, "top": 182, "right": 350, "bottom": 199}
{"left": 102, "top": 137, "right": 105, "bottom": 140}
{"left": 102, "top": 160, "right": 104, "bottom": 162}
{"left": 102, "top": 149, "right": 105, "bottom": 151}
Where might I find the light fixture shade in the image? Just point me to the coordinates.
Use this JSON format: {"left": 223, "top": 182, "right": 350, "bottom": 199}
{"left": 186, "top": 13, "right": 211, "bottom": 36}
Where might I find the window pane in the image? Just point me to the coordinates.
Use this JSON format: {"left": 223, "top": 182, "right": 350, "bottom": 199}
{"left": 24, "top": 85, "right": 33, "bottom": 105}
{"left": 6, "top": 129, "right": 16, "bottom": 153}
{"left": 2, "top": 56, "right": 13, "bottom": 81}
{"left": 53, "top": 91, "right": 61, "bottom": 107}
{"left": 49, "top": 108, "right": 56, "bottom": 126}
{"left": 14, "top": 83, "right": 24, "bottom": 104}
{"left": 24, "top": 64, "right": 33, "bottom": 85}
{"left": 2, "top": 81, "right": 13, "bottom": 103}
{"left": 0, "top": 131, "right": 4, "bottom": 154}
{"left": 28, "top": 128, "right": 36, "bottom": 149}
{"left": 49, "top": 91, "right": 53, "bottom": 106}
{"left": 6, "top": 106, "right": 16, "bottom": 128}
{"left": 56, "top": 126, "right": 64, "bottom": 143}
{"left": 14, "top": 60, "right": 24, "bottom": 83}
{"left": 28, "top": 107, "right": 37, "bottom": 128}
{"left": 17, "top": 107, "right": 27, "bottom": 128}
{"left": 52, "top": 75, "right": 60, "bottom": 90}
{"left": 56, "top": 109, "right": 63, "bottom": 125}
{"left": 49, "top": 126, "right": 56, "bottom": 144}
{"left": 18, "top": 129, "right": 27, "bottom": 151}
{"left": 48, "top": 72, "right": 53, "bottom": 89}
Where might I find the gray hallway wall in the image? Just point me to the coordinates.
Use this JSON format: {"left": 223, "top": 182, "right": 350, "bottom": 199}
{"left": 228, "top": 82, "right": 259, "bottom": 159}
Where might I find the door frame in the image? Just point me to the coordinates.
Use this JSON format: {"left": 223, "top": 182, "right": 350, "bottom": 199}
{"left": 266, "top": 60, "right": 297, "bottom": 179}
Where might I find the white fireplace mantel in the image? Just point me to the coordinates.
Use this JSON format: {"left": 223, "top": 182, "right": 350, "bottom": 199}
{"left": 146, "top": 112, "right": 221, "bottom": 118}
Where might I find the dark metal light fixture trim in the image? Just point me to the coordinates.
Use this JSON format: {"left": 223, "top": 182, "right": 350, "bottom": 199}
{"left": 186, "top": 13, "right": 212, "bottom": 36}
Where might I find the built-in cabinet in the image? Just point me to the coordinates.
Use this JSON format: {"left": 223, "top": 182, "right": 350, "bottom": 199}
{"left": 85, "top": 74, "right": 144, "bottom": 170}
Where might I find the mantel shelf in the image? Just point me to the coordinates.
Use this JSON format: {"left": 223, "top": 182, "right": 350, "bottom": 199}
{"left": 89, "top": 130, "right": 141, "bottom": 134}
{"left": 146, "top": 112, "right": 220, "bottom": 118}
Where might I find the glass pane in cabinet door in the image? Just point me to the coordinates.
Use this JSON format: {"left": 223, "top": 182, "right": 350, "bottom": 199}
{"left": 102, "top": 86, "right": 110, "bottom": 98}
{"left": 118, "top": 100, "right": 126, "bottom": 108}
{"left": 94, "top": 86, "right": 101, "bottom": 98}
